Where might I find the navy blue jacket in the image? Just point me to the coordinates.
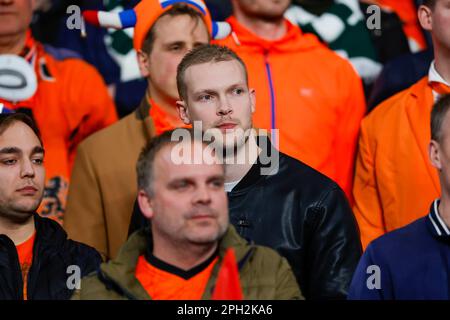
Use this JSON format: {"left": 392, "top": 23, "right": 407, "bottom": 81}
{"left": 0, "top": 214, "right": 101, "bottom": 300}
{"left": 348, "top": 200, "right": 450, "bottom": 300}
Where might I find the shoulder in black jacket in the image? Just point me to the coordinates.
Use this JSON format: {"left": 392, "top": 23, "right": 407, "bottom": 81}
{"left": 0, "top": 214, "right": 102, "bottom": 300}
{"left": 129, "top": 136, "right": 362, "bottom": 299}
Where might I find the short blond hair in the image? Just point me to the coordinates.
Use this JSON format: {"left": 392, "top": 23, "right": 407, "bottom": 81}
{"left": 176, "top": 44, "right": 248, "bottom": 101}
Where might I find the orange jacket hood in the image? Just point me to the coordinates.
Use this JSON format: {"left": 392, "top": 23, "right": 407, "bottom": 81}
{"left": 224, "top": 16, "right": 324, "bottom": 54}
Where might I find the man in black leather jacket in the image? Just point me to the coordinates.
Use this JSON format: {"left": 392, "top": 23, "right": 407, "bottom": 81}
{"left": 129, "top": 44, "right": 362, "bottom": 299}
{"left": 0, "top": 113, "right": 101, "bottom": 300}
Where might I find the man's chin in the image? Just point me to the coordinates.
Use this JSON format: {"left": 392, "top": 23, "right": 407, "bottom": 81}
{"left": 11, "top": 199, "right": 41, "bottom": 215}
{"left": 186, "top": 227, "right": 222, "bottom": 244}
{"left": 218, "top": 130, "right": 247, "bottom": 146}
{"left": 188, "top": 234, "right": 221, "bottom": 245}
{"left": 0, "top": 209, "right": 34, "bottom": 224}
{"left": 0, "top": 23, "right": 23, "bottom": 37}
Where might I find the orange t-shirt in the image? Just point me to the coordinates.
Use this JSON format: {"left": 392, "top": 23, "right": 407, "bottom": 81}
{"left": 135, "top": 253, "right": 218, "bottom": 300}
{"left": 16, "top": 232, "right": 36, "bottom": 300}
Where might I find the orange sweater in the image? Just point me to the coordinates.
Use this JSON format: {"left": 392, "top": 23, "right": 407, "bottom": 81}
{"left": 353, "top": 77, "right": 440, "bottom": 248}
{"left": 215, "top": 17, "right": 366, "bottom": 200}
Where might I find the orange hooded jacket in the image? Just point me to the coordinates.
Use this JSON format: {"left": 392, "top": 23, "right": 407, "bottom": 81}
{"left": 215, "top": 17, "right": 366, "bottom": 200}
{"left": 1, "top": 33, "right": 117, "bottom": 223}
{"left": 353, "top": 77, "right": 440, "bottom": 249}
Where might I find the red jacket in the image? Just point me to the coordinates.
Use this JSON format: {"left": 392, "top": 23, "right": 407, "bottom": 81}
{"left": 215, "top": 17, "right": 366, "bottom": 200}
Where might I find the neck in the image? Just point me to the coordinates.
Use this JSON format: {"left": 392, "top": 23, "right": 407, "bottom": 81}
{"left": 147, "top": 85, "right": 181, "bottom": 122}
{"left": 0, "top": 32, "right": 27, "bottom": 55}
{"left": 0, "top": 214, "right": 35, "bottom": 245}
{"left": 224, "top": 131, "right": 260, "bottom": 183}
{"left": 234, "top": 12, "right": 287, "bottom": 41}
{"left": 434, "top": 46, "right": 450, "bottom": 84}
{"left": 152, "top": 235, "right": 218, "bottom": 271}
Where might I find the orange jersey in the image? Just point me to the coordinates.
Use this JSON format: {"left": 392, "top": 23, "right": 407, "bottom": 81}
{"left": 135, "top": 254, "right": 218, "bottom": 300}
{"left": 16, "top": 232, "right": 36, "bottom": 300}
{"left": 3, "top": 32, "right": 117, "bottom": 223}
{"left": 353, "top": 77, "right": 440, "bottom": 248}
{"left": 215, "top": 17, "right": 366, "bottom": 201}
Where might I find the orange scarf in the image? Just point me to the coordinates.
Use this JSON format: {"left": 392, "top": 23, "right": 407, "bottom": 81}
{"left": 148, "top": 94, "right": 190, "bottom": 135}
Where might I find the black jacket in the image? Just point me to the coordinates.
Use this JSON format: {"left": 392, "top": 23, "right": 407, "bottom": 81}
{"left": 129, "top": 137, "right": 362, "bottom": 299}
{"left": 0, "top": 214, "right": 102, "bottom": 300}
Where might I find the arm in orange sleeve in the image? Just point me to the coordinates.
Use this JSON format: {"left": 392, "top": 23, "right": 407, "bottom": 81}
{"left": 334, "top": 63, "right": 366, "bottom": 204}
{"left": 352, "top": 119, "right": 386, "bottom": 249}
{"left": 66, "top": 61, "right": 118, "bottom": 169}
{"left": 64, "top": 142, "right": 108, "bottom": 260}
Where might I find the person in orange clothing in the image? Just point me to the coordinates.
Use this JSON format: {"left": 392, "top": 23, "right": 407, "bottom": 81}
{"left": 376, "top": 0, "right": 427, "bottom": 52}
{"left": 214, "top": 0, "right": 366, "bottom": 201}
{"left": 64, "top": 0, "right": 231, "bottom": 260}
{"left": 353, "top": 0, "right": 450, "bottom": 249}
{"left": 0, "top": 0, "right": 117, "bottom": 223}
{"left": 72, "top": 130, "right": 301, "bottom": 300}
{"left": 0, "top": 113, "right": 101, "bottom": 300}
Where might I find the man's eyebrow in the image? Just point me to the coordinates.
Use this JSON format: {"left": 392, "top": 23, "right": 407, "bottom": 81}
{"left": 168, "top": 177, "right": 192, "bottom": 186}
{"left": 0, "top": 146, "right": 44, "bottom": 155}
{"left": 208, "top": 174, "right": 225, "bottom": 181}
{"left": 206, "top": 175, "right": 225, "bottom": 183}
{"left": 228, "top": 83, "right": 246, "bottom": 89}
{"left": 31, "top": 146, "right": 45, "bottom": 155}
{"left": 194, "top": 89, "right": 217, "bottom": 96}
{"left": 0, "top": 147, "right": 21, "bottom": 155}
{"left": 164, "top": 41, "right": 185, "bottom": 47}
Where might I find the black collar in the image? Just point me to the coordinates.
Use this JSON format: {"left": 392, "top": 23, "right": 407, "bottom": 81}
{"left": 143, "top": 227, "right": 218, "bottom": 280}
{"left": 231, "top": 135, "right": 279, "bottom": 193}
{"left": 144, "top": 245, "right": 218, "bottom": 280}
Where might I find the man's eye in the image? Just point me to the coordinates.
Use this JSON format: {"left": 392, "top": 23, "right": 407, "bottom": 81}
{"left": 174, "top": 181, "right": 189, "bottom": 190}
{"left": 234, "top": 88, "right": 244, "bottom": 95}
{"left": 2, "top": 159, "right": 17, "bottom": 165}
{"left": 32, "top": 158, "right": 44, "bottom": 165}
{"left": 170, "top": 45, "right": 182, "bottom": 52}
{"left": 210, "top": 179, "right": 224, "bottom": 188}
{"left": 200, "top": 95, "right": 213, "bottom": 101}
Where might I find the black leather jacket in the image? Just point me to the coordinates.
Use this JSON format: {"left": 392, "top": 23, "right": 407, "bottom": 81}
{"left": 0, "top": 214, "right": 102, "bottom": 300}
{"left": 129, "top": 137, "right": 362, "bottom": 299}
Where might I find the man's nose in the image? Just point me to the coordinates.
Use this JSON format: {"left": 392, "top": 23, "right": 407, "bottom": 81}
{"left": 192, "top": 184, "right": 212, "bottom": 205}
{"left": 20, "top": 158, "right": 35, "bottom": 178}
{"left": 217, "top": 96, "right": 233, "bottom": 116}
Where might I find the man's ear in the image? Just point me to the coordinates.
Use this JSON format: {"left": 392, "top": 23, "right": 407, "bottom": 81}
{"left": 418, "top": 5, "right": 433, "bottom": 32}
{"left": 137, "top": 50, "right": 150, "bottom": 77}
{"left": 429, "top": 140, "right": 442, "bottom": 170}
{"left": 176, "top": 100, "right": 192, "bottom": 125}
{"left": 249, "top": 88, "right": 256, "bottom": 114}
{"left": 137, "top": 190, "right": 154, "bottom": 219}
